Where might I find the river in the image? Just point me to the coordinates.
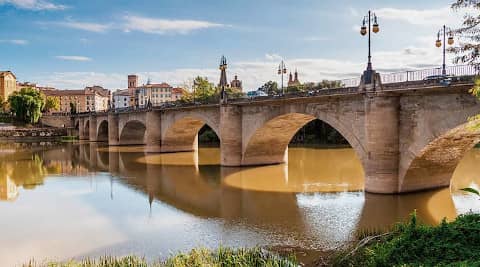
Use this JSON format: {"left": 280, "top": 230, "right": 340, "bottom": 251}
{"left": 0, "top": 142, "right": 479, "bottom": 266}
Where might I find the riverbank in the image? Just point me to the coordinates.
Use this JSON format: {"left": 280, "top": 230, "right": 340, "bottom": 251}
{"left": 23, "top": 247, "right": 298, "bottom": 267}
{"left": 0, "top": 123, "right": 69, "bottom": 140}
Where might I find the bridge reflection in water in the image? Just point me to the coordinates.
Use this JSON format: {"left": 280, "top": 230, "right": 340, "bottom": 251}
{"left": 0, "top": 142, "right": 479, "bottom": 265}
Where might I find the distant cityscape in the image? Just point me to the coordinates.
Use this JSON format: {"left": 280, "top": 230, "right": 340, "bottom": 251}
{"left": 0, "top": 69, "right": 251, "bottom": 113}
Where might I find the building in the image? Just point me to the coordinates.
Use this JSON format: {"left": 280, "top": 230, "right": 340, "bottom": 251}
{"left": 0, "top": 71, "right": 17, "bottom": 101}
{"left": 288, "top": 69, "right": 301, "bottom": 87}
{"left": 16, "top": 82, "right": 37, "bottom": 91}
{"left": 230, "top": 75, "right": 243, "bottom": 90}
{"left": 112, "top": 89, "right": 131, "bottom": 109}
{"left": 171, "top": 87, "right": 186, "bottom": 101}
{"left": 128, "top": 75, "right": 138, "bottom": 107}
{"left": 41, "top": 86, "right": 111, "bottom": 113}
{"left": 136, "top": 81, "right": 173, "bottom": 108}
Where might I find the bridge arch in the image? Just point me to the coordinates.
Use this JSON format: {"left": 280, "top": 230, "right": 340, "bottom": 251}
{"left": 119, "top": 120, "right": 147, "bottom": 145}
{"left": 97, "top": 120, "right": 108, "bottom": 142}
{"left": 242, "top": 112, "right": 367, "bottom": 168}
{"left": 161, "top": 114, "right": 220, "bottom": 152}
{"left": 399, "top": 119, "right": 480, "bottom": 192}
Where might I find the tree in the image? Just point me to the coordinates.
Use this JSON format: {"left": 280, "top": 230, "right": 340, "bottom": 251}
{"left": 0, "top": 96, "right": 7, "bottom": 113}
{"left": 43, "top": 96, "right": 60, "bottom": 113}
{"left": 70, "top": 102, "right": 77, "bottom": 114}
{"left": 8, "top": 87, "right": 45, "bottom": 124}
{"left": 258, "top": 81, "right": 279, "bottom": 95}
{"left": 180, "top": 76, "right": 217, "bottom": 102}
{"left": 450, "top": 1, "right": 480, "bottom": 66}
{"left": 318, "top": 79, "right": 344, "bottom": 89}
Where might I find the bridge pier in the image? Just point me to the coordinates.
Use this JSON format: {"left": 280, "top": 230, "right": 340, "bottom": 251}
{"left": 220, "top": 105, "right": 243, "bottom": 166}
{"left": 364, "top": 94, "right": 400, "bottom": 194}
{"left": 108, "top": 114, "right": 120, "bottom": 145}
{"left": 89, "top": 115, "right": 98, "bottom": 142}
{"left": 145, "top": 111, "right": 162, "bottom": 152}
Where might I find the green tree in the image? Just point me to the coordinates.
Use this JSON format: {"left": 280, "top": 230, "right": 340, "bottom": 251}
{"left": 70, "top": 102, "right": 77, "bottom": 114}
{"left": 450, "top": 1, "right": 480, "bottom": 65}
{"left": 318, "top": 79, "right": 344, "bottom": 89}
{"left": 0, "top": 96, "right": 7, "bottom": 113}
{"left": 180, "top": 76, "right": 217, "bottom": 102}
{"left": 8, "top": 87, "right": 45, "bottom": 124}
{"left": 258, "top": 81, "right": 279, "bottom": 94}
{"left": 43, "top": 96, "right": 60, "bottom": 113}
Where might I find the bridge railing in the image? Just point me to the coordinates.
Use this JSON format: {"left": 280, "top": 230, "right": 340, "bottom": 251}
{"left": 338, "top": 65, "right": 478, "bottom": 87}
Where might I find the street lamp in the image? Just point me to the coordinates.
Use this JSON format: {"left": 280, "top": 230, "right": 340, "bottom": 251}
{"left": 360, "top": 10, "right": 379, "bottom": 84}
{"left": 277, "top": 60, "right": 287, "bottom": 95}
{"left": 435, "top": 25, "right": 454, "bottom": 75}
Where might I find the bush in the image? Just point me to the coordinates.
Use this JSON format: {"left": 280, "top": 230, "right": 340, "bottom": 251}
{"left": 335, "top": 212, "right": 480, "bottom": 267}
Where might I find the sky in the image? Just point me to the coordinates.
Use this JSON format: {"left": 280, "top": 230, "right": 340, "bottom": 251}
{"left": 0, "top": 0, "right": 470, "bottom": 90}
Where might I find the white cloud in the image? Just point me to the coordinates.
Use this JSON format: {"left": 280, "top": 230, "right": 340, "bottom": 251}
{"left": 55, "top": 56, "right": 92, "bottom": 62}
{"left": 375, "top": 6, "right": 460, "bottom": 26}
{"left": 265, "top": 53, "right": 283, "bottom": 61}
{"left": 34, "top": 41, "right": 453, "bottom": 91}
{"left": 123, "top": 15, "right": 225, "bottom": 34}
{"left": 0, "top": 39, "right": 28, "bottom": 45}
{"left": 44, "top": 20, "right": 111, "bottom": 33}
{"left": 0, "top": 0, "right": 66, "bottom": 10}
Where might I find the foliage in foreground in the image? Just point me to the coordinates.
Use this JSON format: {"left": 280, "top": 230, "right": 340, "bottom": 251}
{"left": 23, "top": 247, "right": 298, "bottom": 267}
{"left": 334, "top": 212, "right": 480, "bottom": 267}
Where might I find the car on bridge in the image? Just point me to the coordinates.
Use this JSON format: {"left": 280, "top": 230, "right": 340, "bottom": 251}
{"left": 246, "top": 90, "right": 268, "bottom": 99}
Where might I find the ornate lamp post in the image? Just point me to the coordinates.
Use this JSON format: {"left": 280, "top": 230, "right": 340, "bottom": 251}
{"left": 435, "top": 25, "right": 454, "bottom": 75}
{"left": 277, "top": 60, "right": 287, "bottom": 95}
{"left": 219, "top": 55, "right": 228, "bottom": 104}
{"left": 360, "top": 10, "right": 379, "bottom": 84}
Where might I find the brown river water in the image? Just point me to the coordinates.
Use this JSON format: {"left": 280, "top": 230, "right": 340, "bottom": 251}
{"left": 0, "top": 142, "right": 479, "bottom": 266}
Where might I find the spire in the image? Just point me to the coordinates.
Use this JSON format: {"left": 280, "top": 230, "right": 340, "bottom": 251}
{"left": 294, "top": 69, "right": 299, "bottom": 82}
{"left": 289, "top": 72, "right": 293, "bottom": 83}
{"left": 219, "top": 55, "right": 228, "bottom": 88}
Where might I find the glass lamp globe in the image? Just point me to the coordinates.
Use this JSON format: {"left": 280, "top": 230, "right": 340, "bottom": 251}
{"left": 435, "top": 40, "right": 442, "bottom": 48}
{"left": 448, "top": 37, "right": 454, "bottom": 45}
{"left": 360, "top": 26, "right": 367, "bottom": 36}
{"left": 372, "top": 24, "right": 379, "bottom": 33}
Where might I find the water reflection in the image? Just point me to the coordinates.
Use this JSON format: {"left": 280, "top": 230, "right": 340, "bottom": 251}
{"left": 0, "top": 142, "right": 479, "bottom": 266}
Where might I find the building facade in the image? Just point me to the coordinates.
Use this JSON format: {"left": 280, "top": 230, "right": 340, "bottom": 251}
{"left": 136, "top": 82, "right": 173, "bottom": 108}
{"left": 41, "top": 86, "right": 111, "bottom": 113}
{"left": 0, "top": 71, "right": 17, "bottom": 101}
{"left": 112, "top": 89, "right": 131, "bottom": 109}
{"left": 171, "top": 87, "right": 186, "bottom": 101}
{"left": 288, "top": 69, "right": 301, "bottom": 87}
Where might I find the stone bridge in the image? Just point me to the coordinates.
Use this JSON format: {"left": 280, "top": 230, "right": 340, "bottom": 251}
{"left": 72, "top": 80, "right": 480, "bottom": 194}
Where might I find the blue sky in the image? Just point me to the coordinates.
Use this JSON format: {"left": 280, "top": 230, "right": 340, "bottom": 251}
{"left": 0, "top": 0, "right": 465, "bottom": 90}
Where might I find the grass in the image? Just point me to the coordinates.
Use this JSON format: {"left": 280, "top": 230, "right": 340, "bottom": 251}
{"left": 60, "top": 135, "right": 79, "bottom": 142}
{"left": 333, "top": 212, "right": 480, "bottom": 267}
{"left": 23, "top": 247, "right": 298, "bottom": 267}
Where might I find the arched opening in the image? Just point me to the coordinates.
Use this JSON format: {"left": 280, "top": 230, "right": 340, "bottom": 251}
{"left": 97, "top": 120, "right": 108, "bottom": 142}
{"left": 400, "top": 119, "right": 480, "bottom": 193}
{"left": 161, "top": 116, "right": 220, "bottom": 153}
{"left": 119, "top": 120, "right": 146, "bottom": 145}
{"left": 242, "top": 113, "right": 366, "bottom": 167}
{"left": 198, "top": 124, "right": 220, "bottom": 147}
{"left": 237, "top": 113, "right": 365, "bottom": 192}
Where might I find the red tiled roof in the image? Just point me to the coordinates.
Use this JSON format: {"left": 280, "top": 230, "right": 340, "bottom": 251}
{"left": 172, "top": 87, "right": 186, "bottom": 94}
{"left": 141, "top": 82, "right": 172, "bottom": 88}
